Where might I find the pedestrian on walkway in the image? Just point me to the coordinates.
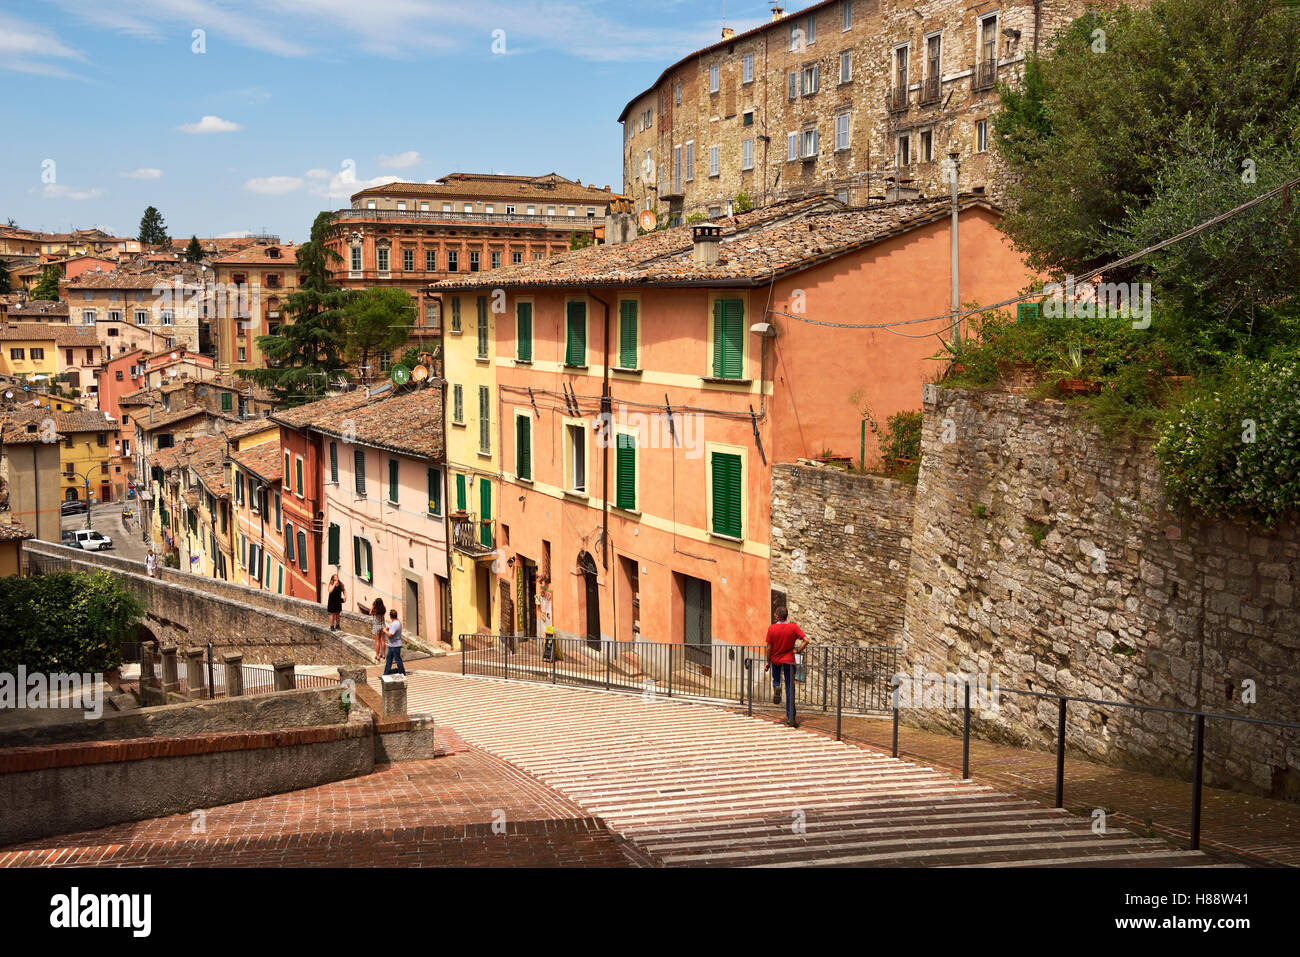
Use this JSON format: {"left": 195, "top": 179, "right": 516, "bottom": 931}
{"left": 325, "top": 574, "right": 346, "bottom": 631}
{"left": 145, "top": 549, "right": 158, "bottom": 579}
{"left": 359, "top": 597, "right": 387, "bottom": 662}
{"left": 382, "top": 607, "right": 407, "bottom": 676}
{"left": 765, "top": 605, "right": 808, "bottom": 727}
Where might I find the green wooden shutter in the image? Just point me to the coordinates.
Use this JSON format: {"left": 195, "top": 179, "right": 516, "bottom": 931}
{"left": 388, "top": 459, "right": 399, "bottom": 502}
{"left": 565, "top": 301, "right": 586, "bottom": 366}
{"left": 616, "top": 433, "right": 636, "bottom": 510}
{"left": 516, "top": 302, "right": 533, "bottom": 362}
{"left": 295, "top": 457, "right": 304, "bottom": 495}
{"left": 362, "top": 539, "right": 372, "bottom": 580}
{"left": 327, "top": 524, "right": 339, "bottom": 565}
{"left": 455, "top": 473, "right": 466, "bottom": 511}
{"left": 329, "top": 442, "right": 338, "bottom": 482}
{"left": 221, "top": 392, "right": 232, "bottom": 411}
{"left": 476, "top": 297, "right": 489, "bottom": 358}
{"left": 285, "top": 523, "right": 295, "bottom": 562}
{"left": 713, "top": 300, "right": 744, "bottom": 378}
{"left": 479, "top": 480, "right": 492, "bottom": 547}
{"left": 619, "top": 300, "right": 638, "bottom": 369}
{"left": 354, "top": 449, "right": 366, "bottom": 495}
{"left": 352, "top": 535, "right": 361, "bottom": 576}
{"left": 711, "top": 451, "right": 743, "bottom": 538}
{"left": 516, "top": 416, "right": 531, "bottom": 481}
{"left": 427, "top": 468, "right": 440, "bottom": 514}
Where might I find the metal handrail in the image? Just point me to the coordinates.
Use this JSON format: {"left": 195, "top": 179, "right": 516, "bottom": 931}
{"left": 888, "top": 673, "right": 1300, "bottom": 851}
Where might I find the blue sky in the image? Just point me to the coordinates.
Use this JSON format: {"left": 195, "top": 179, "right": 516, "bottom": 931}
{"left": 1, "top": 0, "right": 776, "bottom": 242}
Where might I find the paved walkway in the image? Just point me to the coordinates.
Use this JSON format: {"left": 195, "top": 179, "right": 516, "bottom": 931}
{"left": 386, "top": 673, "right": 1220, "bottom": 867}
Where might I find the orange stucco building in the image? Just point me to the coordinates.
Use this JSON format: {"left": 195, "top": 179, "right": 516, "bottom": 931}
{"left": 432, "top": 195, "right": 1037, "bottom": 653}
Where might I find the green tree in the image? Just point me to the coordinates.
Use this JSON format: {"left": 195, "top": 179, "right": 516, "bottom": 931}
{"left": 184, "top": 235, "right": 204, "bottom": 263}
{"left": 342, "top": 286, "right": 414, "bottom": 383}
{"left": 733, "top": 192, "right": 754, "bottom": 214}
{"left": 236, "top": 211, "right": 351, "bottom": 405}
{"left": 993, "top": 0, "right": 1300, "bottom": 277}
{"left": 0, "top": 571, "right": 143, "bottom": 674}
{"left": 0, "top": 258, "right": 10, "bottom": 294}
{"left": 137, "top": 205, "right": 170, "bottom": 247}
{"left": 29, "top": 265, "right": 60, "bottom": 300}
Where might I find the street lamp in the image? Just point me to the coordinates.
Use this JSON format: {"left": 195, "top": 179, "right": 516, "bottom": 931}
{"left": 64, "top": 467, "right": 101, "bottom": 529}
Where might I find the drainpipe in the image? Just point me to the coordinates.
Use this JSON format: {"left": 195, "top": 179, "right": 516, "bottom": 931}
{"left": 586, "top": 288, "right": 612, "bottom": 571}
{"left": 428, "top": 291, "right": 455, "bottom": 649}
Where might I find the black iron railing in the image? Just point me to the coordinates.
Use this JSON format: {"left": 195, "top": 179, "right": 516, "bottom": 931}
{"left": 459, "top": 634, "right": 897, "bottom": 714}
{"left": 972, "top": 58, "right": 998, "bottom": 90}
{"left": 450, "top": 513, "right": 495, "bottom": 554}
{"left": 885, "top": 86, "right": 909, "bottom": 112}
{"left": 920, "top": 74, "right": 941, "bottom": 104}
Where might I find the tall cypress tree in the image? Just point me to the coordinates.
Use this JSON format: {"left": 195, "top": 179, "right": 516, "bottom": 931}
{"left": 137, "top": 206, "right": 170, "bottom": 247}
{"left": 185, "top": 235, "right": 204, "bottom": 262}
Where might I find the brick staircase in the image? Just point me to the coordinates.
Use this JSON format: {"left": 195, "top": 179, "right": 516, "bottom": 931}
{"left": 392, "top": 673, "right": 1226, "bottom": 867}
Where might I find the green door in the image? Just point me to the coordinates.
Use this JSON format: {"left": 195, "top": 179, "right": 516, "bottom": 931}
{"left": 479, "top": 479, "right": 492, "bottom": 547}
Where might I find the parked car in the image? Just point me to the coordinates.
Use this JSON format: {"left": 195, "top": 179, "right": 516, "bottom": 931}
{"left": 68, "top": 529, "right": 113, "bottom": 551}
{"left": 61, "top": 500, "right": 89, "bottom": 516}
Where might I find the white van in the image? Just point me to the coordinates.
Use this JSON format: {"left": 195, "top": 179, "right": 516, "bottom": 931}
{"left": 70, "top": 529, "right": 114, "bottom": 551}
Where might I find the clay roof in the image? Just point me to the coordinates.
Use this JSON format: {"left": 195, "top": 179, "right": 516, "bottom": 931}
{"left": 0, "top": 523, "right": 33, "bottom": 542}
{"left": 65, "top": 264, "right": 203, "bottom": 289}
{"left": 351, "top": 173, "right": 623, "bottom": 206}
{"left": 3, "top": 406, "right": 116, "bottom": 434}
{"left": 134, "top": 404, "right": 234, "bottom": 431}
{"left": 272, "top": 384, "right": 443, "bottom": 460}
{"left": 0, "top": 416, "right": 58, "bottom": 444}
{"left": 149, "top": 433, "right": 230, "bottom": 498}
{"left": 209, "top": 243, "right": 299, "bottom": 265}
{"left": 230, "top": 440, "right": 283, "bottom": 482}
{"left": 430, "top": 196, "right": 995, "bottom": 291}
{"left": 5, "top": 301, "right": 69, "bottom": 319}
{"left": 0, "top": 323, "right": 103, "bottom": 347}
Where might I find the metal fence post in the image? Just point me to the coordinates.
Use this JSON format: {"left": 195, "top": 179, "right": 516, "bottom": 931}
{"left": 962, "top": 681, "right": 971, "bottom": 779}
{"left": 1055, "top": 697, "right": 1067, "bottom": 808}
{"left": 892, "top": 697, "right": 900, "bottom": 758}
{"left": 836, "top": 670, "right": 844, "bottom": 741}
{"left": 667, "top": 645, "right": 673, "bottom": 698}
{"left": 504, "top": 635, "right": 509, "bottom": 681}
{"left": 461, "top": 635, "right": 466, "bottom": 676}
{"left": 605, "top": 645, "right": 611, "bottom": 691}
{"left": 746, "top": 660, "right": 753, "bottom": 717}
{"left": 1191, "top": 712, "right": 1206, "bottom": 850}
{"left": 822, "top": 647, "right": 829, "bottom": 712}
{"left": 551, "top": 645, "right": 557, "bottom": 684}
{"left": 206, "top": 641, "right": 215, "bottom": 699}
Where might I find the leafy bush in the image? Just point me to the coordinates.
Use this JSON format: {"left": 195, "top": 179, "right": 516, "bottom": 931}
{"left": 0, "top": 571, "right": 143, "bottom": 674}
{"left": 879, "top": 411, "right": 923, "bottom": 463}
{"left": 1155, "top": 361, "right": 1300, "bottom": 526}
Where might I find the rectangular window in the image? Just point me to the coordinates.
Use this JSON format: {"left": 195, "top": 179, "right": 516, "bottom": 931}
{"left": 616, "top": 433, "right": 636, "bottom": 511}
{"left": 709, "top": 63, "right": 719, "bottom": 93}
{"left": 478, "top": 386, "right": 490, "bottom": 453}
{"left": 425, "top": 249, "right": 436, "bottom": 270}
{"left": 9, "top": 349, "right": 23, "bottom": 360}
{"left": 329, "top": 441, "right": 338, "bottom": 482}
{"left": 843, "top": 0, "right": 852, "bottom": 31}
{"left": 235, "top": 472, "right": 245, "bottom": 506}
{"left": 476, "top": 296, "right": 489, "bottom": 358}
{"left": 295, "top": 456, "right": 304, "bottom": 496}
{"left": 685, "top": 142, "right": 695, "bottom": 182}
{"left": 221, "top": 392, "right": 232, "bottom": 411}
{"left": 274, "top": 492, "right": 281, "bottom": 530}
{"left": 787, "top": 132, "right": 799, "bottom": 162}
{"left": 565, "top": 301, "right": 586, "bottom": 366}
{"left": 800, "top": 63, "right": 819, "bottom": 95}
{"left": 618, "top": 300, "right": 639, "bottom": 369}
{"left": 710, "top": 450, "right": 743, "bottom": 539}
{"left": 709, "top": 146, "right": 719, "bottom": 177}
{"left": 455, "top": 473, "right": 466, "bottom": 511}
{"left": 469, "top": 250, "right": 480, "bottom": 272}
{"left": 377, "top": 247, "right": 390, "bottom": 272}
{"left": 403, "top": 248, "right": 414, "bottom": 271}
{"left": 353, "top": 536, "right": 373, "bottom": 583}
{"left": 354, "top": 448, "right": 367, "bottom": 496}
{"left": 490, "top": 250, "right": 501, "bottom": 269}
{"left": 135, "top": 310, "right": 147, "bottom": 325}
{"left": 82, "top": 310, "right": 96, "bottom": 325}
{"left": 742, "top": 138, "right": 754, "bottom": 170}
{"left": 675, "top": 83, "right": 681, "bottom": 105}
{"left": 453, "top": 384, "right": 464, "bottom": 423}
{"left": 283, "top": 451, "right": 291, "bottom": 486}
{"left": 447, "top": 250, "right": 459, "bottom": 272}
{"left": 512, "top": 251, "right": 522, "bottom": 265}
{"left": 516, "top": 414, "right": 532, "bottom": 481}
{"left": 388, "top": 458, "right": 399, "bottom": 503}
{"left": 806, "top": 15, "right": 816, "bottom": 43}
{"left": 327, "top": 523, "right": 340, "bottom": 566}
{"left": 351, "top": 246, "right": 363, "bottom": 271}
{"left": 285, "top": 522, "right": 295, "bottom": 563}
{"left": 450, "top": 296, "right": 461, "bottom": 331}
{"left": 743, "top": 110, "right": 754, "bottom": 127}
{"left": 108, "top": 310, "right": 121, "bottom": 323}
{"left": 788, "top": 71, "right": 797, "bottom": 100}
{"left": 427, "top": 468, "right": 441, "bottom": 515}
{"left": 840, "top": 50, "right": 852, "bottom": 84}
{"left": 976, "top": 119, "right": 989, "bottom": 152}
{"left": 802, "top": 127, "right": 819, "bottom": 158}
{"left": 895, "top": 44, "right": 909, "bottom": 89}
{"left": 516, "top": 301, "right": 533, "bottom": 361}
{"left": 742, "top": 53, "right": 754, "bottom": 83}
{"left": 921, "top": 129, "right": 934, "bottom": 162}
{"left": 712, "top": 299, "right": 744, "bottom": 379}
{"left": 566, "top": 424, "right": 586, "bottom": 493}
{"left": 836, "top": 112, "right": 851, "bottom": 151}
{"left": 898, "top": 133, "right": 911, "bottom": 167}
{"left": 297, "top": 529, "right": 307, "bottom": 572}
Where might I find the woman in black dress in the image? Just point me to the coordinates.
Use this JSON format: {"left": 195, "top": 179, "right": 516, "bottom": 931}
{"left": 326, "top": 574, "right": 346, "bottom": 631}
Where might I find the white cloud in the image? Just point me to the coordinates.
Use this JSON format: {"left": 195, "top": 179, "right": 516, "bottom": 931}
{"left": 35, "top": 184, "right": 106, "bottom": 201}
{"left": 305, "top": 169, "right": 329, "bottom": 180}
{"left": 0, "top": 12, "right": 87, "bottom": 79}
{"left": 308, "top": 167, "right": 402, "bottom": 201}
{"left": 379, "top": 150, "right": 422, "bottom": 170}
{"left": 177, "top": 115, "right": 242, "bottom": 134}
{"left": 245, "top": 176, "right": 305, "bottom": 195}
{"left": 121, "top": 168, "right": 163, "bottom": 180}
{"left": 217, "top": 230, "right": 256, "bottom": 239}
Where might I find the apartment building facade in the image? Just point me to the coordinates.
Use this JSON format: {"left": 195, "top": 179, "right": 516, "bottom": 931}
{"left": 620, "top": 0, "right": 1093, "bottom": 223}
{"left": 62, "top": 267, "right": 207, "bottom": 357}
{"left": 209, "top": 242, "right": 299, "bottom": 375}
{"left": 229, "top": 425, "right": 287, "bottom": 593}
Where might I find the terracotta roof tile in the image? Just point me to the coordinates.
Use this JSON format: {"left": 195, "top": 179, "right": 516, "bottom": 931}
{"left": 272, "top": 384, "right": 443, "bottom": 459}
{"left": 351, "top": 172, "right": 624, "bottom": 206}
{"left": 230, "top": 440, "right": 283, "bottom": 482}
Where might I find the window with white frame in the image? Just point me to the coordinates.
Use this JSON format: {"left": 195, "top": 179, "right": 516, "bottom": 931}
{"left": 976, "top": 119, "right": 989, "bottom": 152}
{"left": 709, "top": 146, "right": 719, "bottom": 177}
{"left": 787, "top": 132, "right": 799, "bottom": 162}
{"left": 800, "top": 62, "right": 819, "bottom": 95}
{"left": 709, "top": 63, "right": 719, "bottom": 93}
{"left": 685, "top": 142, "right": 695, "bottom": 181}
{"left": 836, "top": 112, "right": 851, "bottom": 151}
{"left": 840, "top": 50, "right": 852, "bottom": 83}
{"left": 843, "top": 0, "right": 852, "bottom": 31}
{"left": 351, "top": 246, "right": 362, "bottom": 271}
{"left": 801, "top": 127, "right": 819, "bottom": 159}
{"left": 377, "top": 246, "right": 390, "bottom": 272}
{"left": 82, "top": 310, "right": 96, "bottom": 325}
{"left": 743, "top": 53, "right": 754, "bottom": 83}
{"left": 565, "top": 423, "right": 587, "bottom": 494}
{"left": 742, "top": 138, "right": 754, "bottom": 171}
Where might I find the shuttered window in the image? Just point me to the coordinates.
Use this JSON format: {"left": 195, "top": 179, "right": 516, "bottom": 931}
{"left": 285, "top": 522, "right": 295, "bottom": 563}
{"left": 616, "top": 433, "right": 636, "bottom": 510}
{"left": 452, "top": 384, "right": 464, "bottom": 423}
{"left": 479, "top": 479, "right": 493, "bottom": 547}
{"left": 565, "top": 301, "right": 586, "bottom": 366}
{"left": 327, "top": 523, "right": 340, "bottom": 566}
{"left": 297, "top": 530, "right": 307, "bottom": 572}
{"left": 353, "top": 536, "right": 373, "bottom": 582}
{"left": 388, "top": 459, "right": 399, "bottom": 503}
{"left": 710, "top": 451, "right": 743, "bottom": 538}
{"left": 618, "top": 300, "right": 638, "bottom": 369}
{"left": 455, "top": 473, "right": 466, "bottom": 511}
{"left": 221, "top": 392, "right": 232, "bottom": 411}
{"left": 427, "top": 468, "right": 441, "bottom": 515}
{"left": 354, "top": 449, "right": 366, "bottom": 496}
{"left": 478, "top": 386, "right": 490, "bottom": 453}
{"left": 329, "top": 442, "right": 338, "bottom": 483}
{"left": 516, "top": 302, "right": 533, "bottom": 362}
{"left": 712, "top": 299, "right": 744, "bottom": 378}
{"left": 516, "top": 415, "right": 532, "bottom": 480}
{"left": 295, "top": 457, "right": 304, "bottom": 496}
{"left": 476, "top": 296, "right": 489, "bottom": 358}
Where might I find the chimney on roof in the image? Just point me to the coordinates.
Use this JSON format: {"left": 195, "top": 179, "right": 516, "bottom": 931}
{"left": 692, "top": 224, "right": 722, "bottom": 267}
{"left": 722, "top": 26, "right": 735, "bottom": 39}
{"left": 771, "top": 4, "right": 785, "bottom": 20}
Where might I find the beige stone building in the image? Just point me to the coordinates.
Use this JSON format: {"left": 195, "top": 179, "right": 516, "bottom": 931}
{"left": 209, "top": 241, "right": 300, "bottom": 375}
{"left": 619, "top": 0, "right": 1098, "bottom": 223}
{"left": 62, "top": 266, "right": 209, "bottom": 358}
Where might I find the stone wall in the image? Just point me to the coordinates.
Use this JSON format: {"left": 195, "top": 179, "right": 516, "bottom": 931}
{"left": 902, "top": 385, "right": 1300, "bottom": 799}
{"left": 770, "top": 463, "right": 914, "bottom": 646}
{"left": 23, "top": 541, "right": 372, "bottom": 665}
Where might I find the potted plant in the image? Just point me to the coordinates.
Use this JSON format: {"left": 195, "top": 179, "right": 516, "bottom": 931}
{"left": 1056, "top": 343, "right": 1100, "bottom": 395}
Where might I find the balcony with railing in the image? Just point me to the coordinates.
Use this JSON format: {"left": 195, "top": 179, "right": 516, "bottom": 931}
{"left": 885, "top": 86, "right": 910, "bottom": 113}
{"left": 920, "top": 73, "right": 942, "bottom": 105}
{"left": 450, "top": 511, "right": 496, "bottom": 557}
{"left": 972, "top": 58, "right": 998, "bottom": 91}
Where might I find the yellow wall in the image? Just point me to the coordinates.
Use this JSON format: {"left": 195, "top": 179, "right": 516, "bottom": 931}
{"left": 443, "top": 292, "right": 500, "bottom": 644}
{"left": 59, "top": 430, "right": 115, "bottom": 503}
{"left": 0, "top": 540, "right": 23, "bottom": 577}
{"left": 0, "top": 337, "right": 59, "bottom": 379}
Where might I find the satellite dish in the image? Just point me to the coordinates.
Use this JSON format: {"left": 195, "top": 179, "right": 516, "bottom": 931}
{"left": 3, "top": 391, "right": 11, "bottom": 399}
{"left": 171, "top": 352, "right": 179, "bottom": 360}
{"left": 391, "top": 365, "right": 411, "bottom": 386}
{"left": 168, "top": 368, "right": 178, "bottom": 378}
{"left": 638, "top": 209, "right": 658, "bottom": 231}
{"left": 410, "top": 364, "right": 429, "bottom": 383}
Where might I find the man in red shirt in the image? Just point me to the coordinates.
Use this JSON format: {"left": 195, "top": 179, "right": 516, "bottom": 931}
{"left": 765, "top": 605, "right": 808, "bottom": 727}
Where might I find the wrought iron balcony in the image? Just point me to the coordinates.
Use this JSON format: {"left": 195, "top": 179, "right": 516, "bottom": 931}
{"left": 972, "top": 58, "right": 998, "bottom": 91}
{"left": 886, "top": 86, "right": 909, "bottom": 113}
{"left": 450, "top": 511, "right": 495, "bottom": 557}
{"left": 333, "top": 208, "right": 599, "bottom": 229}
{"left": 920, "top": 74, "right": 942, "bottom": 105}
